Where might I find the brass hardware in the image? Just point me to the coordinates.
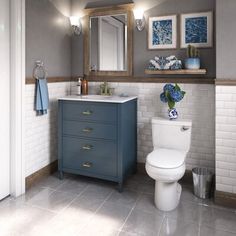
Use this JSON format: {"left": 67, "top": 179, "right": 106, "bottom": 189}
{"left": 82, "top": 144, "right": 93, "bottom": 150}
{"left": 82, "top": 162, "right": 92, "bottom": 168}
{"left": 82, "top": 110, "right": 93, "bottom": 115}
{"left": 82, "top": 128, "right": 93, "bottom": 133}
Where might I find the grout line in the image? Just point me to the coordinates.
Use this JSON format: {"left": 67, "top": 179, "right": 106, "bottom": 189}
{"left": 31, "top": 184, "right": 91, "bottom": 222}
{"left": 118, "top": 192, "right": 142, "bottom": 233}
{"left": 157, "top": 215, "right": 166, "bottom": 236}
{"left": 77, "top": 189, "right": 115, "bottom": 234}
{"left": 56, "top": 184, "right": 90, "bottom": 214}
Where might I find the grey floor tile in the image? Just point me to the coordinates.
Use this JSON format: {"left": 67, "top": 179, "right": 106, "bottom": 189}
{"left": 135, "top": 193, "right": 164, "bottom": 215}
{"left": 71, "top": 188, "right": 108, "bottom": 212}
{"left": 119, "top": 231, "right": 141, "bottom": 236}
{"left": 107, "top": 189, "right": 141, "bottom": 209}
{"left": 200, "top": 225, "right": 236, "bottom": 236}
{"left": 124, "top": 179, "right": 155, "bottom": 194}
{"left": 165, "top": 200, "right": 202, "bottom": 224}
{"left": 28, "top": 189, "right": 77, "bottom": 212}
{"left": 13, "top": 186, "right": 54, "bottom": 204}
{"left": 159, "top": 217, "right": 199, "bottom": 236}
{"left": 0, "top": 196, "right": 12, "bottom": 208}
{"left": 80, "top": 227, "right": 120, "bottom": 236}
{"left": 31, "top": 203, "right": 96, "bottom": 236}
{"left": 128, "top": 174, "right": 154, "bottom": 184}
{"left": 201, "top": 205, "right": 236, "bottom": 233}
{"left": 56, "top": 178, "right": 88, "bottom": 194}
{"left": 80, "top": 201, "right": 132, "bottom": 235}
{"left": 37, "top": 175, "right": 67, "bottom": 190}
{"left": 0, "top": 200, "right": 55, "bottom": 236}
{"left": 122, "top": 208, "right": 164, "bottom": 236}
{"left": 82, "top": 182, "right": 114, "bottom": 200}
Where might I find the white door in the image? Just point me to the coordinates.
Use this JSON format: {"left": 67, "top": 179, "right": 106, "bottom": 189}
{"left": 99, "top": 16, "right": 124, "bottom": 71}
{"left": 0, "top": 0, "right": 10, "bottom": 200}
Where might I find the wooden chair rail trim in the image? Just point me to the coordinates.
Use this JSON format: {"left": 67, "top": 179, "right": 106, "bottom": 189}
{"left": 25, "top": 77, "right": 75, "bottom": 85}
{"left": 215, "top": 79, "right": 236, "bottom": 86}
{"left": 26, "top": 76, "right": 215, "bottom": 85}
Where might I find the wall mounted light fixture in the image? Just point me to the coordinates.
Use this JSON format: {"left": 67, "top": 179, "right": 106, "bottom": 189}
{"left": 70, "top": 16, "right": 82, "bottom": 35}
{"left": 133, "top": 9, "right": 145, "bottom": 31}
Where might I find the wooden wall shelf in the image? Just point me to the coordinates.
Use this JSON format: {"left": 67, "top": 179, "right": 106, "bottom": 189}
{"left": 145, "top": 69, "right": 207, "bottom": 75}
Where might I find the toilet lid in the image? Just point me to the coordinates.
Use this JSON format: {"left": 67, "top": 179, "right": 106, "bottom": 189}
{"left": 146, "top": 148, "right": 186, "bottom": 169}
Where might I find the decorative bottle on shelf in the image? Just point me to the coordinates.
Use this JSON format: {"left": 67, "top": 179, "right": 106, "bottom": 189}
{"left": 76, "top": 78, "right": 82, "bottom": 95}
{"left": 81, "top": 78, "right": 88, "bottom": 95}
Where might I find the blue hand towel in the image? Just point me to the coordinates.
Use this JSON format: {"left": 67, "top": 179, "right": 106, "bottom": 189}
{"left": 35, "top": 77, "right": 49, "bottom": 115}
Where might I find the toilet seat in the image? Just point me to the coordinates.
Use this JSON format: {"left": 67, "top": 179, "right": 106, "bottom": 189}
{"left": 146, "top": 148, "right": 186, "bottom": 169}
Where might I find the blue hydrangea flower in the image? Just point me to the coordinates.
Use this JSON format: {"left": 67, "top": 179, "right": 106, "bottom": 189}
{"left": 163, "top": 84, "right": 175, "bottom": 93}
{"left": 169, "top": 90, "right": 184, "bottom": 102}
{"left": 160, "top": 92, "right": 168, "bottom": 103}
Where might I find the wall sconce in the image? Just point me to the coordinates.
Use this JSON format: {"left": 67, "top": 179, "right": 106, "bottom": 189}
{"left": 70, "top": 16, "right": 82, "bottom": 35}
{"left": 133, "top": 9, "right": 145, "bottom": 31}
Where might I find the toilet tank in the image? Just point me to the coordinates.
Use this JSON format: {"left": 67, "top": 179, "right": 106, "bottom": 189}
{"left": 152, "top": 117, "right": 192, "bottom": 152}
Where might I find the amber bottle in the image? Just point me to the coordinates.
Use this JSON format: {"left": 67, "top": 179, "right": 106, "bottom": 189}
{"left": 81, "top": 79, "right": 88, "bottom": 95}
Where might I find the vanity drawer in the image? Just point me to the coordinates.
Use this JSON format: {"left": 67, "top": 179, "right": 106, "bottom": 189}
{"left": 63, "top": 101, "right": 117, "bottom": 123}
{"left": 62, "top": 137, "right": 117, "bottom": 177}
{"left": 63, "top": 121, "right": 117, "bottom": 140}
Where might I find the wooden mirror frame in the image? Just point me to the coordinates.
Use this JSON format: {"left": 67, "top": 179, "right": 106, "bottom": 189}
{"left": 83, "top": 4, "right": 134, "bottom": 77}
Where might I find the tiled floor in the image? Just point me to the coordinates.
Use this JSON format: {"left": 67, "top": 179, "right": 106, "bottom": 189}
{"left": 0, "top": 173, "right": 236, "bottom": 236}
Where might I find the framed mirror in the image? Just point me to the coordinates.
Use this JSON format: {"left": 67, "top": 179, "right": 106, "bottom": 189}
{"left": 84, "top": 4, "right": 133, "bottom": 77}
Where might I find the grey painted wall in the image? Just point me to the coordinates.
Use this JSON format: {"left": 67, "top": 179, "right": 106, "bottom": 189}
{"left": 71, "top": 0, "right": 215, "bottom": 77}
{"left": 26, "top": 0, "right": 72, "bottom": 77}
{"left": 216, "top": 0, "right": 236, "bottom": 79}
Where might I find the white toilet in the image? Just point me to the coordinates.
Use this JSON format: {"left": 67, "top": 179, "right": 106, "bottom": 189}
{"left": 145, "top": 117, "right": 192, "bottom": 211}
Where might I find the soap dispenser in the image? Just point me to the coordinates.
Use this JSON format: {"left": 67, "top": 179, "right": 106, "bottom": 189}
{"left": 77, "top": 78, "right": 82, "bottom": 95}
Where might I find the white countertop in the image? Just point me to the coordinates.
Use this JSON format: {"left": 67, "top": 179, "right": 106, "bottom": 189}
{"left": 58, "top": 95, "right": 137, "bottom": 103}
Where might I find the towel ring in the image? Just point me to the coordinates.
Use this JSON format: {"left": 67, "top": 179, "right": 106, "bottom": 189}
{"left": 33, "top": 60, "right": 47, "bottom": 80}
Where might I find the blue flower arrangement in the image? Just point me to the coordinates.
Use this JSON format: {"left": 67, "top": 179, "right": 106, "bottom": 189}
{"left": 160, "top": 83, "right": 186, "bottom": 109}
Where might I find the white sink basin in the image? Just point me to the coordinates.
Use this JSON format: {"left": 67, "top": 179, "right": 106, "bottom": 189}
{"left": 80, "top": 95, "right": 112, "bottom": 99}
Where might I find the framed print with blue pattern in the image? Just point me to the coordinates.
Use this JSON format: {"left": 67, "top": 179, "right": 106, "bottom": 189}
{"left": 148, "top": 15, "right": 177, "bottom": 49}
{"left": 181, "top": 12, "right": 213, "bottom": 48}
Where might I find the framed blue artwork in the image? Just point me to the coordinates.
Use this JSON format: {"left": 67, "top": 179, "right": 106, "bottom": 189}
{"left": 148, "top": 15, "right": 177, "bottom": 49}
{"left": 181, "top": 12, "right": 213, "bottom": 48}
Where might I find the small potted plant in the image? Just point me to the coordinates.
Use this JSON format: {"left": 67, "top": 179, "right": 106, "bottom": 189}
{"left": 185, "top": 44, "right": 200, "bottom": 70}
{"left": 160, "top": 83, "right": 186, "bottom": 119}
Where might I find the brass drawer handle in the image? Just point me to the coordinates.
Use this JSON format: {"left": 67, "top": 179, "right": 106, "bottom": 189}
{"left": 82, "top": 162, "right": 92, "bottom": 168}
{"left": 82, "top": 110, "right": 93, "bottom": 116}
{"left": 82, "top": 144, "right": 93, "bottom": 150}
{"left": 82, "top": 128, "right": 93, "bottom": 133}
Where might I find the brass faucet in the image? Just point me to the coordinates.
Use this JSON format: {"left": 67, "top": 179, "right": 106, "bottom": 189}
{"left": 100, "top": 82, "right": 113, "bottom": 95}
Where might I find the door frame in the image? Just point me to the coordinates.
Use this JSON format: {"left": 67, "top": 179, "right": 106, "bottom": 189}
{"left": 10, "top": 0, "right": 25, "bottom": 197}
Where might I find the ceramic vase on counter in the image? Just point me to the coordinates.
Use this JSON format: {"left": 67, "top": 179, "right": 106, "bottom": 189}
{"left": 168, "top": 108, "right": 178, "bottom": 120}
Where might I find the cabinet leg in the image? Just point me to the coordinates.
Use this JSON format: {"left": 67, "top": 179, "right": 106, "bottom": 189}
{"left": 118, "top": 182, "right": 123, "bottom": 192}
{"left": 59, "top": 171, "right": 64, "bottom": 180}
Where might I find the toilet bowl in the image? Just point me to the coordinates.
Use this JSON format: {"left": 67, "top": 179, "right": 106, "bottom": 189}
{"left": 145, "top": 117, "right": 192, "bottom": 211}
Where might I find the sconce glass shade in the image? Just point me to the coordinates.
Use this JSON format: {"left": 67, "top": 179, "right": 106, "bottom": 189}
{"left": 133, "top": 9, "right": 144, "bottom": 20}
{"left": 70, "top": 16, "right": 82, "bottom": 35}
{"left": 133, "top": 9, "right": 145, "bottom": 31}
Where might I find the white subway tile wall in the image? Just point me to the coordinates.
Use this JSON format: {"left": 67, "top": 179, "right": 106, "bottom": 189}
{"left": 216, "top": 86, "right": 236, "bottom": 194}
{"left": 25, "top": 82, "right": 71, "bottom": 177}
{"left": 25, "top": 82, "right": 215, "bottom": 177}
{"left": 74, "top": 82, "right": 215, "bottom": 171}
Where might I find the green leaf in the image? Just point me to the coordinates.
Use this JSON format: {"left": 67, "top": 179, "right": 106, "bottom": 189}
{"left": 168, "top": 100, "right": 175, "bottom": 109}
{"left": 165, "top": 90, "right": 169, "bottom": 97}
{"left": 182, "top": 91, "right": 186, "bottom": 96}
{"left": 175, "top": 83, "right": 181, "bottom": 91}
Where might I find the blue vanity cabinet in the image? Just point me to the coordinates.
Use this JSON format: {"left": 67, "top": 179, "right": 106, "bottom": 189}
{"left": 58, "top": 98, "right": 137, "bottom": 191}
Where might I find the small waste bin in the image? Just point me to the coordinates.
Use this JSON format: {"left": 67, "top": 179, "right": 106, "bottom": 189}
{"left": 192, "top": 167, "right": 213, "bottom": 199}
